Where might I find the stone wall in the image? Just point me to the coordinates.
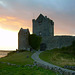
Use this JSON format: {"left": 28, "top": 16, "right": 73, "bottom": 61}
{"left": 32, "top": 14, "right": 75, "bottom": 50}
{"left": 33, "top": 14, "right": 54, "bottom": 37}
{"left": 31, "top": 51, "right": 75, "bottom": 75}
{"left": 18, "top": 28, "right": 30, "bottom": 50}
{"left": 42, "top": 36, "right": 75, "bottom": 50}
{"left": 36, "top": 61, "right": 75, "bottom": 75}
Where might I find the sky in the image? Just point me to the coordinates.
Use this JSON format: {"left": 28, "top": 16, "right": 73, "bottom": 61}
{"left": 0, "top": 0, "right": 75, "bottom": 50}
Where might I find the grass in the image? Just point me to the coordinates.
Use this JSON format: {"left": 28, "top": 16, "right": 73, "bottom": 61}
{"left": 0, "top": 63, "right": 57, "bottom": 75}
{"left": 0, "top": 51, "right": 34, "bottom": 65}
{"left": 0, "top": 50, "right": 57, "bottom": 75}
{"left": 39, "top": 48, "right": 75, "bottom": 67}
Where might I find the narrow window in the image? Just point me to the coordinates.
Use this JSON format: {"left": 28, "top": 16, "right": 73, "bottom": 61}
{"left": 38, "top": 20, "right": 42, "bottom": 25}
{"left": 39, "top": 32, "right": 42, "bottom": 36}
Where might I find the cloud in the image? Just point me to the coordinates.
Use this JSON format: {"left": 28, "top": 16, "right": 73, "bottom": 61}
{"left": 0, "top": 1, "right": 7, "bottom": 7}
{"left": 0, "top": 0, "right": 75, "bottom": 35}
{"left": 0, "top": 0, "right": 75, "bottom": 50}
{"left": 0, "top": 16, "right": 32, "bottom": 32}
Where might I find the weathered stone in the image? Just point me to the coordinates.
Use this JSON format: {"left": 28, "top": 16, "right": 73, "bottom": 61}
{"left": 1, "top": 62, "right": 5, "bottom": 64}
{"left": 33, "top": 61, "right": 37, "bottom": 66}
{"left": 28, "top": 65, "right": 32, "bottom": 67}
{"left": 34, "top": 61, "right": 37, "bottom": 64}
{"left": 17, "top": 65, "right": 20, "bottom": 67}
{"left": 11, "top": 64, "right": 16, "bottom": 66}
{"left": 21, "top": 65, "right": 25, "bottom": 67}
{"left": 7, "top": 63, "right": 10, "bottom": 65}
{"left": 18, "top": 28, "right": 30, "bottom": 50}
{"left": 18, "top": 14, "right": 75, "bottom": 51}
{"left": 46, "top": 65, "right": 50, "bottom": 69}
{"left": 64, "top": 66, "right": 75, "bottom": 70}
{"left": 49, "top": 67, "right": 52, "bottom": 70}
{"left": 26, "top": 56, "right": 29, "bottom": 58}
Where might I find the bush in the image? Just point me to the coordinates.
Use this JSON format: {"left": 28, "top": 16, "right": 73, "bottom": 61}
{"left": 29, "top": 34, "right": 42, "bottom": 50}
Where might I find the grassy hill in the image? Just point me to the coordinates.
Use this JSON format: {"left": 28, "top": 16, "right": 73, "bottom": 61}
{"left": 39, "top": 48, "right": 75, "bottom": 67}
{"left": 0, "top": 51, "right": 34, "bottom": 65}
{"left": 0, "top": 50, "right": 57, "bottom": 75}
{"left": 0, "top": 63, "right": 57, "bottom": 75}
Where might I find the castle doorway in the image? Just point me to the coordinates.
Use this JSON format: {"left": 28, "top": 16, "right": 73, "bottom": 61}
{"left": 40, "top": 43, "right": 47, "bottom": 51}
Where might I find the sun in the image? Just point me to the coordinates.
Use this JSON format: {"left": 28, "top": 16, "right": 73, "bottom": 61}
{"left": 0, "top": 28, "right": 18, "bottom": 50}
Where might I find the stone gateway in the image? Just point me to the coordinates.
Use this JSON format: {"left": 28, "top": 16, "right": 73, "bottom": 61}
{"left": 18, "top": 14, "right": 75, "bottom": 50}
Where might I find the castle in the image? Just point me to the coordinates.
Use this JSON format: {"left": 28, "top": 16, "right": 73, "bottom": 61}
{"left": 18, "top": 14, "right": 75, "bottom": 50}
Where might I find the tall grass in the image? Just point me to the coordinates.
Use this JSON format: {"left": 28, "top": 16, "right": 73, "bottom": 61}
{"left": 39, "top": 41, "right": 75, "bottom": 67}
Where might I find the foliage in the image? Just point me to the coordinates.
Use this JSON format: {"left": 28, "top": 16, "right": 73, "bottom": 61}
{"left": 0, "top": 63, "right": 56, "bottom": 75}
{"left": 29, "top": 34, "right": 42, "bottom": 50}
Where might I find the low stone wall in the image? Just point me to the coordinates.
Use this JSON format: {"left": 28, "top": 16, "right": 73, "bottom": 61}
{"left": 64, "top": 65, "right": 75, "bottom": 70}
{"left": 36, "top": 61, "right": 75, "bottom": 75}
{"left": 0, "top": 61, "right": 37, "bottom": 68}
{"left": 31, "top": 51, "right": 75, "bottom": 75}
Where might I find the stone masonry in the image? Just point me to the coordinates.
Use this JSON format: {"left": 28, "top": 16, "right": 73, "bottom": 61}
{"left": 18, "top": 28, "right": 30, "bottom": 50}
{"left": 33, "top": 14, "right": 54, "bottom": 37}
{"left": 18, "top": 14, "right": 75, "bottom": 50}
{"left": 33, "top": 14, "right": 75, "bottom": 50}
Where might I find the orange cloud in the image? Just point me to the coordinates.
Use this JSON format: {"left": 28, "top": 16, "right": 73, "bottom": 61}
{"left": 6, "top": 16, "right": 16, "bottom": 20}
{"left": 0, "top": 17, "right": 7, "bottom": 22}
{"left": 0, "top": 16, "right": 32, "bottom": 33}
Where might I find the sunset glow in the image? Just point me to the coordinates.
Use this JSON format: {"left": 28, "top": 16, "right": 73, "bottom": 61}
{"left": 0, "top": 28, "right": 18, "bottom": 50}
{"left": 0, "top": 16, "right": 32, "bottom": 50}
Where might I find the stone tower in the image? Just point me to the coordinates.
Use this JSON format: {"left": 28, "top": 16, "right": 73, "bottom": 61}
{"left": 18, "top": 28, "right": 30, "bottom": 50}
{"left": 18, "top": 14, "right": 75, "bottom": 51}
{"left": 32, "top": 14, "right": 54, "bottom": 37}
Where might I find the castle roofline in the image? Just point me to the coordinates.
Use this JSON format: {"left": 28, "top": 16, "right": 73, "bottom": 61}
{"left": 19, "top": 28, "right": 30, "bottom": 34}
{"left": 36, "top": 14, "right": 45, "bottom": 21}
{"left": 35, "top": 14, "right": 53, "bottom": 22}
{"left": 23, "top": 29, "right": 29, "bottom": 32}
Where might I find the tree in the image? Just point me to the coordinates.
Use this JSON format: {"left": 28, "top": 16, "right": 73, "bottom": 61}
{"left": 29, "top": 34, "right": 42, "bottom": 50}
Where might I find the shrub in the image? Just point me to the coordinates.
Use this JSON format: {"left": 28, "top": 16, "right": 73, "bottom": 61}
{"left": 29, "top": 34, "right": 42, "bottom": 50}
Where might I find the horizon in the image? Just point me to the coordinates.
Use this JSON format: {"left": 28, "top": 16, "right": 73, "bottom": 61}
{"left": 0, "top": 0, "right": 75, "bottom": 50}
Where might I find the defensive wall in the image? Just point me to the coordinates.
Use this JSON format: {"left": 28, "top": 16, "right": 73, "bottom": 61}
{"left": 42, "top": 36, "right": 75, "bottom": 50}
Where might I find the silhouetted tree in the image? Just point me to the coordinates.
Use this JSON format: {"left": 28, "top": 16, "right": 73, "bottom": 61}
{"left": 29, "top": 34, "right": 42, "bottom": 50}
